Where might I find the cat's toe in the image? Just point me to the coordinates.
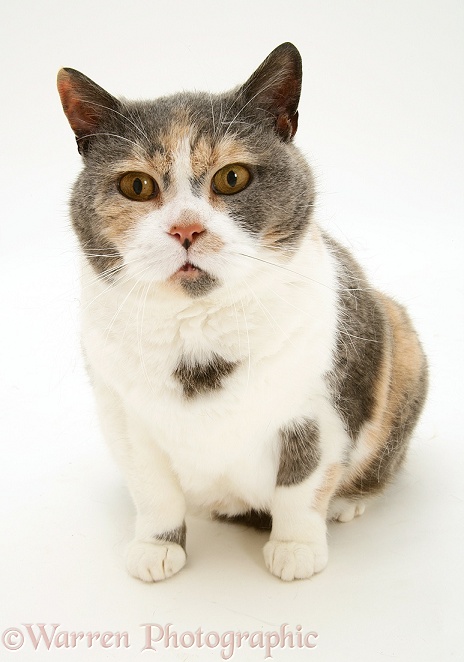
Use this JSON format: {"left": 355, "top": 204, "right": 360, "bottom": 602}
{"left": 126, "top": 540, "right": 186, "bottom": 582}
{"left": 328, "top": 497, "right": 366, "bottom": 523}
{"left": 263, "top": 540, "right": 328, "bottom": 581}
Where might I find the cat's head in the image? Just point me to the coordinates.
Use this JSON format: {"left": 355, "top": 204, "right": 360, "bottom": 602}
{"left": 57, "top": 43, "right": 315, "bottom": 299}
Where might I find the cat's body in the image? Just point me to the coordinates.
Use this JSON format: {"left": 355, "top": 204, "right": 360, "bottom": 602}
{"left": 58, "top": 43, "right": 428, "bottom": 582}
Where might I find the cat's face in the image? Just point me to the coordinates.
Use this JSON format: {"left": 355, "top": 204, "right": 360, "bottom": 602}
{"left": 58, "top": 43, "right": 314, "bottom": 298}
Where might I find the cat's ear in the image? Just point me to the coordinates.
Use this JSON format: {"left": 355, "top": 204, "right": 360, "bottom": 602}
{"left": 57, "top": 68, "right": 120, "bottom": 155}
{"left": 240, "top": 42, "right": 302, "bottom": 142}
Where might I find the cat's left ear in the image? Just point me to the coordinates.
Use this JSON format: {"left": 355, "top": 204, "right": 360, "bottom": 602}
{"left": 240, "top": 42, "right": 302, "bottom": 142}
{"left": 57, "top": 68, "right": 120, "bottom": 155}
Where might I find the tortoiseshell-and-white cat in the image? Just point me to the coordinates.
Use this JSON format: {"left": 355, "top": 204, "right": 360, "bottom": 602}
{"left": 57, "top": 43, "right": 428, "bottom": 582}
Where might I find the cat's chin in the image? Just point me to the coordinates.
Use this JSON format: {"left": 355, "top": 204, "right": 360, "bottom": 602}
{"left": 168, "top": 263, "right": 219, "bottom": 298}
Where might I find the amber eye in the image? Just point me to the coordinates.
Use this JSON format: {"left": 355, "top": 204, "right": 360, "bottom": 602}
{"left": 212, "top": 164, "right": 251, "bottom": 195}
{"left": 118, "top": 172, "right": 158, "bottom": 201}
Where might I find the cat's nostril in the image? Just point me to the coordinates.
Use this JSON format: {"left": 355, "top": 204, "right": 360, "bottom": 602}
{"left": 169, "top": 223, "right": 205, "bottom": 249}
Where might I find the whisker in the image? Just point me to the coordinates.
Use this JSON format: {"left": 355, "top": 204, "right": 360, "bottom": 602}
{"left": 80, "top": 261, "right": 145, "bottom": 312}
{"left": 234, "top": 250, "right": 373, "bottom": 299}
{"left": 81, "top": 253, "right": 123, "bottom": 259}
{"left": 209, "top": 93, "right": 216, "bottom": 138}
{"left": 234, "top": 251, "right": 337, "bottom": 292}
{"left": 136, "top": 280, "right": 159, "bottom": 399}
{"left": 76, "top": 250, "right": 150, "bottom": 294}
{"left": 76, "top": 132, "right": 149, "bottom": 157}
{"left": 238, "top": 296, "right": 251, "bottom": 391}
{"left": 103, "top": 265, "right": 153, "bottom": 348}
{"left": 243, "top": 280, "right": 297, "bottom": 351}
{"left": 82, "top": 263, "right": 126, "bottom": 289}
{"left": 78, "top": 263, "right": 126, "bottom": 293}
{"left": 225, "top": 282, "right": 242, "bottom": 359}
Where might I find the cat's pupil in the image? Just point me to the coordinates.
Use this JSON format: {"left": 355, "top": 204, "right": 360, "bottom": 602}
{"left": 133, "top": 178, "right": 143, "bottom": 195}
{"left": 227, "top": 170, "right": 238, "bottom": 187}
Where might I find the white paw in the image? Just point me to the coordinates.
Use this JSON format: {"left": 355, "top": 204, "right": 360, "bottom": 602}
{"left": 328, "top": 497, "right": 366, "bottom": 523}
{"left": 263, "top": 540, "right": 328, "bottom": 581}
{"left": 126, "top": 540, "right": 186, "bottom": 582}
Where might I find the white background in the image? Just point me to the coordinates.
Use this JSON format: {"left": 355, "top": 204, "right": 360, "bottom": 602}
{"left": 1, "top": 1, "right": 463, "bottom": 660}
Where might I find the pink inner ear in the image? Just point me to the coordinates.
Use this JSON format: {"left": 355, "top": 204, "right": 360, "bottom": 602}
{"left": 57, "top": 73, "right": 100, "bottom": 137}
{"left": 272, "top": 74, "right": 300, "bottom": 117}
{"left": 276, "top": 112, "right": 299, "bottom": 141}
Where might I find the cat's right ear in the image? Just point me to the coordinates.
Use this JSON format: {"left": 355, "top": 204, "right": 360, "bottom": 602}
{"left": 57, "top": 68, "right": 120, "bottom": 155}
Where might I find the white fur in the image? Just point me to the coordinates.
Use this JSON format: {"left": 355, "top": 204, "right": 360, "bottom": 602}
{"left": 328, "top": 498, "right": 366, "bottom": 523}
{"left": 126, "top": 541, "right": 186, "bottom": 582}
{"left": 80, "top": 140, "right": 353, "bottom": 581}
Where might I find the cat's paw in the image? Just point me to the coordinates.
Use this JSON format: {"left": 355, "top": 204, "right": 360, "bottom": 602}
{"left": 263, "top": 540, "right": 328, "bottom": 581}
{"left": 126, "top": 540, "right": 186, "bottom": 582}
{"left": 328, "top": 497, "right": 366, "bottom": 523}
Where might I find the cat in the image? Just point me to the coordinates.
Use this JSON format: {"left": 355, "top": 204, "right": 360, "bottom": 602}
{"left": 57, "top": 42, "right": 428, "bottom": 582}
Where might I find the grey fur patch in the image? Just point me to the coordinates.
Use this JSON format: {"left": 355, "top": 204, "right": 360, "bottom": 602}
{"left": 276, "top": 418, "right": 320, "bottom": 486}
{"left": 154, "top": 522, "right": 187, "bottom": 550}
{"left": 189, "top": 174, "right": 207, "bottom": 197}
{"left": 216, "top": 510, "right": 272, "bottom": 530}
{"left": 225, "top": 157, "right": 315, "bottom": 251}
{"left": 178, "top": 270, "right": 220, "bottom": 298}
{"left": 325, "top": 236, "right": 386, "bottom": 440}
{"left": 174, "top": 353, "right": 238, "bottom": 398}
{"left": 70, "top": 175, "right": 124, "bottom": 278}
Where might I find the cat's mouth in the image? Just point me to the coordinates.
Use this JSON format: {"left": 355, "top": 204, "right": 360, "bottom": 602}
{"left": 178, "top": 261, "right": 200, "bottom": 273}
{"left": 173, "top": 261, "right": 203, "bottom": 278}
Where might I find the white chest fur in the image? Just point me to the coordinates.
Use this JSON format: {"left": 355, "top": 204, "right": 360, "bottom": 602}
{"left": 81, "top": 231, "right": 340, "bottom": 511}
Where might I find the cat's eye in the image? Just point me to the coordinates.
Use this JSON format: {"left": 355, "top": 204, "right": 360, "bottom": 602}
{"left": 118, "top": 172, "right": 158, "bottom": 201}
{"left": 212, "top": 164, "right": 251, "bottom": 195}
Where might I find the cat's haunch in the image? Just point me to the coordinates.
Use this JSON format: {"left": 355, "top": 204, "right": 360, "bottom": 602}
{"left": 58, "top": 43, "right": 428, "bottom": 582}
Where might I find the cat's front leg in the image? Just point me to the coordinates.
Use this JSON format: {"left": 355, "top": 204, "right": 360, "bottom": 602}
{"left": 92, "top": 377, "right": 187, "bottom": 582}
{"left": 123, "top": 418, "right": 187, "bottom": 583}
{"left": 264, "top": 415, "right": 344, "bottom": 581}
{"left": 264, "top": 481, "right": 331, "bottom": 581}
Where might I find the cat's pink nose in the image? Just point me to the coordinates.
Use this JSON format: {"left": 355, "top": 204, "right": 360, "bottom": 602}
{"left": 169, "top": 222, "right": 205, "bottom": 250}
